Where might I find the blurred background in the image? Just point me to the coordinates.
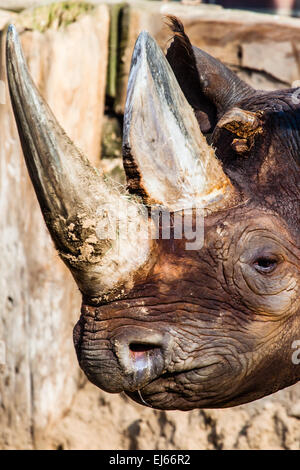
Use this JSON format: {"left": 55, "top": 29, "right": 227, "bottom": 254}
{"left": 0, "top": 0, "right": 300, "bottom": 450}
{"left": 204, "top": 0, "right": 300, "bottom": 16}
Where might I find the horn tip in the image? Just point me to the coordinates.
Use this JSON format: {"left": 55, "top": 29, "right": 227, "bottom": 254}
{"left": 136, "top": 30, "right": 157, "bottom": 49}
{"left": 6, "top": 23, "right": 24, "bottom": 75}
{"left": 137, "top": 30, "right": 150, "bottom": 40}
{"left": 7, "top": 24, "right": 17, "bottom": 41}
{"left": 6, "top": 24, "right": 20, "bottom": 57}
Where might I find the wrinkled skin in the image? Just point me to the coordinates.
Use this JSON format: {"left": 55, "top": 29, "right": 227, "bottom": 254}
{"left": 7, "top": 19, "right": 300, "bottom": 411}
{"left": 75, "top": 202, "right": 300, "bottom": 410}
{"left": 73, "top": 30, "right": 300, "bottom": 408}
{"left": 75, "top": 35, "right": 300, "bottom": 411}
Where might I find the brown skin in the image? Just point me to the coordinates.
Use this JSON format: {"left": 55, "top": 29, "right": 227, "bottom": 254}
{"left": 72, "top": 21, "right": 300, "bottom": 412}
{"left": 74, "top": 35, "right": 300, "bottom": 409}
{"left": 74, "top": 203, "right": 300, "bottom": 410}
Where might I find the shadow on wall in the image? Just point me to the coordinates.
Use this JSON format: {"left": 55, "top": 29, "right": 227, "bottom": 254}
{"left": 204, "top": 0, "right": 300, "bottom": 16}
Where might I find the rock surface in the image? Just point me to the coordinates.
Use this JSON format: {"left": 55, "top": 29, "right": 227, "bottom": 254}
{"left": 0, "top": 3, "right": 109, "bottom": 449}
{"left": 35, "top": 380, "right": 300, "bottom": 450}
{"left": 17, "top": 3, "right": 109, "bottom": 165}
{"left": 114, "top": 1, "right": 300, "bottom": 112}
{"left": 0, "top": 0, "right": 48, "bottom": 11}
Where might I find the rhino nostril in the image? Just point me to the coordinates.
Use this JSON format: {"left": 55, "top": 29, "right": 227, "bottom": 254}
{"left": 113, "top": 329, "right": 168, "bottom": 390}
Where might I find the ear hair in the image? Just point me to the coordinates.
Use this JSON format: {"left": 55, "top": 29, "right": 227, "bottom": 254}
{"left": 165, "top": 16, "right": 196, "bottom": 72}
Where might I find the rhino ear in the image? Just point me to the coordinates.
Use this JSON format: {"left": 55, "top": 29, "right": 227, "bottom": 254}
{"left": 166, "top": 16, "right": 216, "bottom": 133}
{"left": 166, "top": 16, "right": 255, "bottom": 133}
{"left": 215, "top": 107, "right": 264, "bottom": 154}
{"left": 122, "top": 32, "right": 235, "bottom": 212}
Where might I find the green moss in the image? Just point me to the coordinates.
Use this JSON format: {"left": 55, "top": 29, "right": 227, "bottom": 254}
{"left": 106, "top": 3, "right": 125, "bottom": 99}
{"left": 18, "top": 2, "right": 95, "bottom": 33}
{"left": 114, "top": 3, "right": 130, "bottom": 113}
{"left": 101, "top": 116, "right": 122, "bottom": 159}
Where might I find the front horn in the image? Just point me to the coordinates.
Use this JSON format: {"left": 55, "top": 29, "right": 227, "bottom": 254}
{"left": 6, "top": 24, "right": 151, "bottom": 302}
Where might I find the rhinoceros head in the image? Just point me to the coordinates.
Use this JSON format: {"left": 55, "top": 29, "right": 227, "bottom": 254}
{"left": 6, "top": 18, "right": 300, "bottom": 410}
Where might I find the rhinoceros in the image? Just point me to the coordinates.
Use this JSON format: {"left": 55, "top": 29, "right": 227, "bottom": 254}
{"left": 6, "top": 17, "right": 300, "bottom": 411}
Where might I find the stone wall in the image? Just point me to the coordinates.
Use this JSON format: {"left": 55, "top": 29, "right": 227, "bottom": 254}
{"left": 0, "top": 0, "right": 300, "bottom": 450}
{"left": 113, "top": 1, "right": 300, "bottom": 112}
{"left": 0, "top": 2, "right": 109, "bottom": 448}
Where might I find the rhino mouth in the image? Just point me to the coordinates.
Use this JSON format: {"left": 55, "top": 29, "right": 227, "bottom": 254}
{"left": 125, "top": 363, "right": 223, "bottom": 410}
{"left": 74, "top": 316, "right": 223, "bottom": 409}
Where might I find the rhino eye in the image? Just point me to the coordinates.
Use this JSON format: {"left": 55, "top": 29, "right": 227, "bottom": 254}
{"left": 253, "top": 256, "right": 278, "bottom": 274}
